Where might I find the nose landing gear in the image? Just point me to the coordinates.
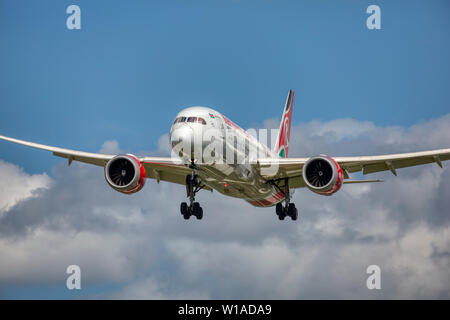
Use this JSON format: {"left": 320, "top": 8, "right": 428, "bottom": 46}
{"left": 180, "top": 167, "right": 205, "bottom": 220}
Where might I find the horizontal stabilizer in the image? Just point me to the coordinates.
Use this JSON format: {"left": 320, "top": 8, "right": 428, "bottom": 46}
{"left": 343, "top": 179, "right": 384, "bottom": 184}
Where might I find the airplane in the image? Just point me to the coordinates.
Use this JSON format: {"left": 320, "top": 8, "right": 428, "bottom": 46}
{"left": 1, "top": 90, "right": 449, "bottom": 221}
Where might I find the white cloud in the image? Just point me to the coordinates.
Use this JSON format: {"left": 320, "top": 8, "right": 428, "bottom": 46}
{"left": 0, "top": 160, "right": 51, "bottom": 214}
{"left": 0, "top": 229, "right": 141, "bottom": 284}
{"left": 110, "top": 277, "right": 210, "bottom": 299}
{"left": 99, "top": 140, "right": 122, "bottom": 154}
{"left": 301, "top": 118, "right": 376, "bottom": 140}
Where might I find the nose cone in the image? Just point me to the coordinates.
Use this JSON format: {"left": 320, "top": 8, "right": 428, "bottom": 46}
{"left": 170, "top": 125, "right": 195, "bottom": 160}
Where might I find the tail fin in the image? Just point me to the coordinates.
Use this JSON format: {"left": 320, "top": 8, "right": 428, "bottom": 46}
{"left": 273, "top": 90, "right": 294, "bottom": 158}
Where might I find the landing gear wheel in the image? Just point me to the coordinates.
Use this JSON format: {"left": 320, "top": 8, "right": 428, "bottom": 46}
{"left": 276, "top": 203, "right": 285, "bottom": 220}
{"left": 180, "top": 202, "right": 188, "bottom": 215}
{"left": 287, "top": 203, "right": 298, "bottom": 221}
{"left": 192, "top": 202, "right": 203, "bottom": 220}
{"left": 292, "top": 208, "right": 298, "bottom": 221}
{"left": 276, "top": 203, "right": 283, "bottom": 216}
{"left": 195, "top": 207, "right": 203, "bottom": 220}
{"left": 193, "top": 202, "right": 200, "bottom": 212}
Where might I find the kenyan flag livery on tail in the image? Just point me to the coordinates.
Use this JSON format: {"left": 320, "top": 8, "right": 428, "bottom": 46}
{"left": 273, "top": 90, "right": 294, "bottom": 158}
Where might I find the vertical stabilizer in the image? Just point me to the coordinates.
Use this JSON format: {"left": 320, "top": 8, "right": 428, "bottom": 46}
{"left": 273, "top": 90, "right": 294, "bottom": 158}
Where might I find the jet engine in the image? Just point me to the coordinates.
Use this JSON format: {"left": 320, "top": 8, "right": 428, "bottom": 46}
{"left": 302, "top": 155, "right": 343, "bottom": 196}
{"left": 105, "top": 154, "right": 146, "bottom": 194}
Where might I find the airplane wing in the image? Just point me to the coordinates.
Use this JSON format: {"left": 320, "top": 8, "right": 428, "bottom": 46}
{"left": 255, "top": 148, "right": 450, "bottom": 188}
{"left": 2, "top": 134, "right": 449, "bottom": 190}
{"left": 334, "top": 149, "right": 450, "bottom": 175}
{"left": 140, "top": 157, "right": 193, "bottom": 186}
{"left": 0, "top": 134, "right": 194, "bottom": 188}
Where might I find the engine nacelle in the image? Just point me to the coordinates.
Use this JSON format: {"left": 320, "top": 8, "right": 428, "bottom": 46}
{"left": 302, "top": 155, "right": 343, "bottom": 196}
{"left": 105, "top": 154, "right": 146, "bottom": 194}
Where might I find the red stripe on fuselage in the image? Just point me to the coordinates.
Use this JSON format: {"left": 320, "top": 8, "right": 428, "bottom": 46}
{"left": 247, "top": 191, "right": 284, "bottom": 207}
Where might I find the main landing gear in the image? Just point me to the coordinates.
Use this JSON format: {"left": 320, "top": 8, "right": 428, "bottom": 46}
{"left": 275, "top": 178, "right": 298, "bottom": 221}
{"left": 180, "top": 166, "right": 205, "bottom": 220}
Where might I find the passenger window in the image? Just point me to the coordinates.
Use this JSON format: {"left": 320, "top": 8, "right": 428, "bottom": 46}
{"left": 187, "top": 117, "right": 197, "bottom": 123}
{"left": 198, "top": 117, "right": 206, "bottom": 125}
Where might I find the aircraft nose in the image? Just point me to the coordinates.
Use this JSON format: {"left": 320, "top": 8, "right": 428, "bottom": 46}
{"left": 170, "top": 125, "right": 195, "bottom": 159}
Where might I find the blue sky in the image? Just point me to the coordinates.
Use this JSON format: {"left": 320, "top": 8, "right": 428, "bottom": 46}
{"left": 0, "top": 1, "right": 449, "bottom": 300}
{"left": 1, "top": 0, "right": 449, "bottom": 173}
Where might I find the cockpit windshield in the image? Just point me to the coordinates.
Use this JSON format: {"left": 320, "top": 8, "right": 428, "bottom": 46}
{"left": 173, "top": 116, "right": 207, "bottom": 125}
{"left": 197, "top": 117, "right": 206, "bottom": 124}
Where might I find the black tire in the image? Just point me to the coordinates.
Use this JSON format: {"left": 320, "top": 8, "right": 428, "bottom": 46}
{"left": 276, "top": 203, "right": 283, "bottom": 216}
{"left": 287, "top": 203, "right": 296, "bottom": 219}
{"left": 183, "top": 213, "right": 190, "bottom": 220}
{"left": 180, "top": 202, "right": 188, "bottom": 215}
{"left": 193, "top": 202, "right": 200, "bottom": 213}
{"left": 196, "top": 207, "right": 203, "bottom": 220}
{"left": 291, "top": 208, "right": 298, "bottom": 221}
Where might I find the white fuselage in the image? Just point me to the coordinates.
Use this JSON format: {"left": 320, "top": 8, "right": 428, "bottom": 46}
{"left": 169, "top": 106, "right": 284, "bottom": 207}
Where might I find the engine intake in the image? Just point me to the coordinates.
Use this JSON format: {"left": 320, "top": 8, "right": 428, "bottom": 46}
{"left": 302, "top": 155, "right": 343, "bottom": 196}
{"left": 105, "top": 154, "right": 146, "bottom": 194}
